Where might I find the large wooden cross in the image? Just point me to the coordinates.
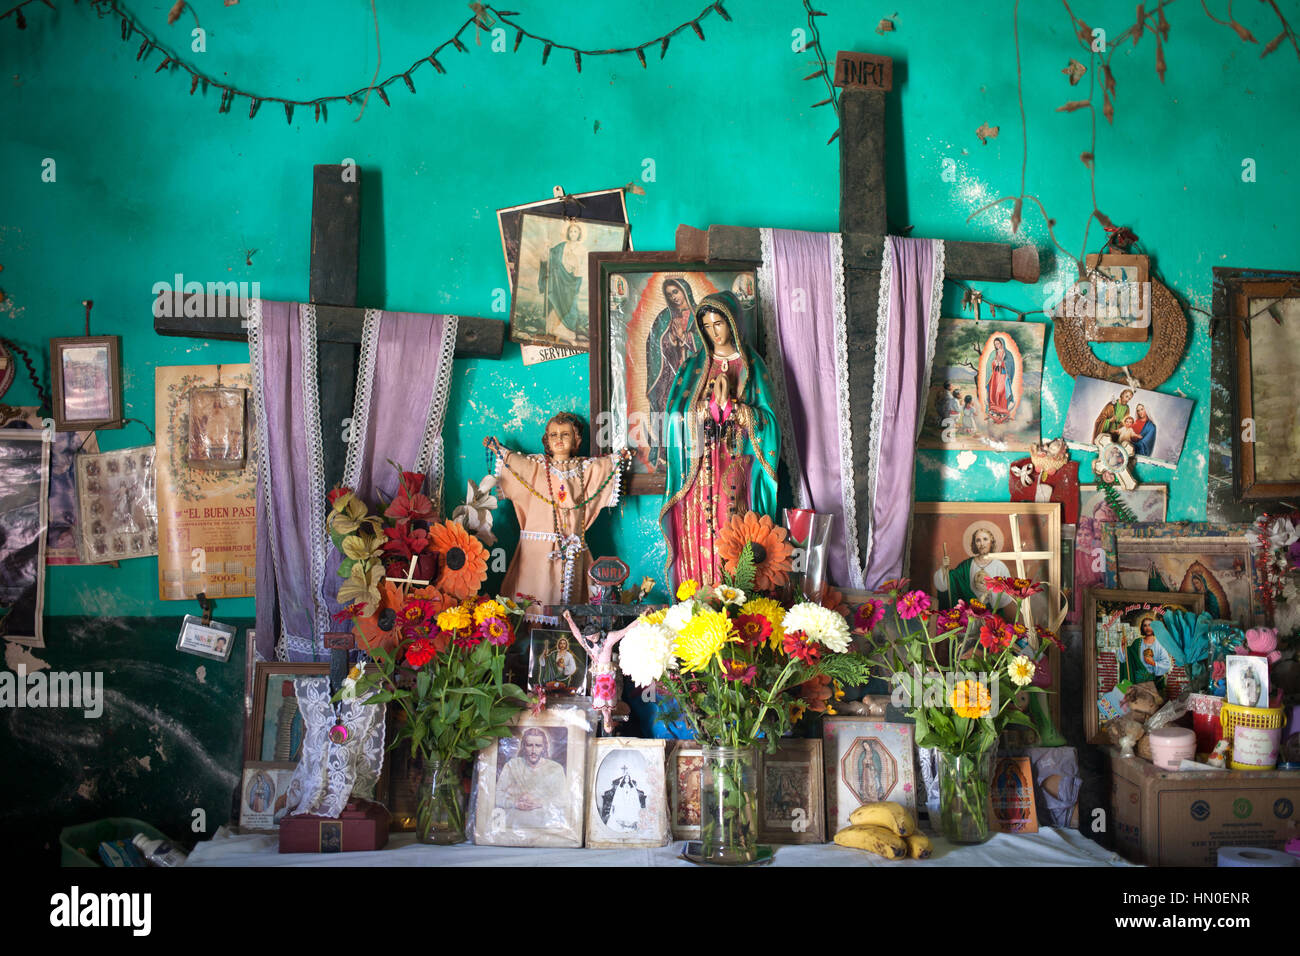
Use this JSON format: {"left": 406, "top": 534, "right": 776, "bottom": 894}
{"left": 675, "top": 53, "right": 1039, "bottom": 571}
{"left": 152, "top": 164, "right": 506, "bottom": 486}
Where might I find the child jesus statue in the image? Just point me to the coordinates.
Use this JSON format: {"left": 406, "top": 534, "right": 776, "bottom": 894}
{"left": 485, "top": 413, "right": 630, "bottom": 624}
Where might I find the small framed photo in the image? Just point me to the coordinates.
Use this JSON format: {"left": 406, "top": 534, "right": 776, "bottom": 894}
{"left": 1083, "top": 254, "right": 1150, "bottom": 342}
{"left": 1226, "top": 654, "right": 1269, "bottom": 708}
{"left": 990, "top": 756, "right": 1038, "bottom": 834}
{"left": 585, "top": 737, "right": 669, "bottom": 848}
{"left": 758, "top": 738, "right": 826, "bottom": 845}
{"left": 473, "top": 710, "right": 589, "bottom": 848}
{"left": 185, "top": 386, "right": 247, "bottom": 470}
{"left": 527, "top": 628, "right": 589, "bottom": 697}
{"left": 50, "top": 336, "right": 123, "bottom": 432}
{"left": 246, "top": 662, "right": 329, "bottom": 762}
{"left": 822, "top": 718, "right": 916, "bottom": 835}
{"left": 175, "top": 614, "right": 237, "bottom": 661}
{"left": 667, "top": 742, "right": 703, "bottom": 840}
{"left": 238, "top": 761, "right": 298, "bottom": 833}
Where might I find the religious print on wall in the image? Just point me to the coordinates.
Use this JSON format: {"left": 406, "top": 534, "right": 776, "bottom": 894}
{"left": 496, "top": 187, "right": 631, "bottom": 289}
{"left": 509, "top": 213, "right": 629, "bottom": 358}
{"left": 823, "top": 718, "right": 915, "bottom": 836}
{"left": 1113, "top": 524, "right": 1264, "bottom": 627}
{"left": 919, "top": 318, "right": 1045, "bottom": 452}
{"left": 155, "top": 366, "right": 257, "bottom": 600}
{"left": 585, "top": 738, "right": 669, "bottom": 849}
{"left": 1078, "top": 484, "right": 1168, "bottom": 524}
{"left": 588, "top": 254, "right": 761, "bottom": 493}
{"left": 75, "top": 446, "right": 157, "bottom": 564}
{"left": 0, "top": 429, "right": 49, "bottom": 647}
{"left": 1062, "top": 375, "right": 1194, "bottom": 468}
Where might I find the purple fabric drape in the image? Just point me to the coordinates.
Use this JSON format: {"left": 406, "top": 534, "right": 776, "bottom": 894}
{"left": 862, "top": 235, "right": 943, "bottom": 589}
{"left": 761, "top": 228, "right": 853, "bottom": 587}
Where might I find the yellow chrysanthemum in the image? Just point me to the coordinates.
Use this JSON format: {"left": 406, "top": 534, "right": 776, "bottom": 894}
{"left": 676, "top": 579, "right": 700, "bottom": 601}
{"left": 642, "top": 608, "right": 669, "bottom": 626}
{"left": 436, "top": 606, "right": 471, "bottom": 632}
{"left": 474, "top": 599, "right": 507, "bottom": 626}
{"left": 740, "top": 596, "right": 786, "bottom": 650}
{"left": 950, "top": 679, "right": 992, "bottom": 719}
{"left": 674, "top": 608, "right": 737, "bottom": 672}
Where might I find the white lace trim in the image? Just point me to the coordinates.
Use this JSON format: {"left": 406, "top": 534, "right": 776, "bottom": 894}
{"left": 608, "top": 455, "right": 623, "bottom": 509}
{"left": 828, "top": 231, "right": 859, "bottom": 588}
{"left": 900, "top": 240, "right": 945, "bottom": 581}
{"left": 859, "top": 236, "right": 894, "bottom": 587}
{"left": 757, "top": 227, "right": 807, "bottom": 508}
{"left": 414, "top": 313, "right": 459, "bottom": 516}
{"left": 300, "top": 304, "right": 329, "bottom": 656}
{"left": 285, "top": 677, "right": 387, "bottom": 819}
{"left": 341, "top": 308, "right": 383, "bottom": 490}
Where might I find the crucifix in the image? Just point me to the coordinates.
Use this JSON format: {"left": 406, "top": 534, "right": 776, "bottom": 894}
{"left": 675, "top": 52, "right": 1040, "bottom": 570}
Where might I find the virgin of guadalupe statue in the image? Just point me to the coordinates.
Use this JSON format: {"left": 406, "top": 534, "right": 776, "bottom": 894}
{"left": 659, "top": 291, "right": 780, "bottom": 588}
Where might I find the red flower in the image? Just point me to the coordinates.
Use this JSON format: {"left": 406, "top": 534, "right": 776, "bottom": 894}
{"left": 721, "top": 658, "right": 757, "bottom": 684}
{"left": 782, "top": 630, "right": 822, "bottom": 664}
{"left": 383, "top": 525, "right": 430, "bottom": 559}
{"left": 985, "top": 576, "right": 1042, "bottom": 598}
{"left": 853, "top": 599, "right": 886, "bottom": 633}
{"left": 400, "top": 598, "right": 437, "bottom": 626}
{"left": 476, "top": 616, "right": 514, "bottom": 647}
{"left": 386, "top": 473, "right": 434, "bottom": 523}
{"left": 896, "top": 590, "right": 932, "bottom": 620}
{"left": 978, "top": 618, "right": 1015, "bottom": 652}
{"left": 735, "top": 613, "right": 772, "bottom": 648}
{"left": 405, "top": 638, "right": 436, "bottom": 668}
{"left": 1033, "top": 625, "right": 1065, "bottom": 653}
{"left": 453, "top": 630, "right": 482, "bottom": 650}
{"left": 327, "top": 485, "right": 354, "bottom": 505}
{"left": 877, "top": 578, "right": 910, "bottom": 596}
{"left": 934, "top": 607, "right": 966, "bottom": 633}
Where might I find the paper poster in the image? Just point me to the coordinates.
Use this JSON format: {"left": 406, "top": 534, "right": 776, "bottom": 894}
{"left": 155, "top": 365, "right": 257, "bottom": 600}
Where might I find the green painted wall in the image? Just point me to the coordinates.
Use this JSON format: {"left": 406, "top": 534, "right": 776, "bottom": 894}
{"left": 3, "top": 0, "right": 1297, "bottom": 621}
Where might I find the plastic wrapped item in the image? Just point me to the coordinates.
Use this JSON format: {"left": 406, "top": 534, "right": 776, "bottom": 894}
{"left": 1144, "top": 698, "right": 1189, "bottom": 734}
{"left": 74, "top": 445, "right": 158, "bottom": 563}
{"left": 185, "top": 387, "right": 247, "bottom": 470}
{"left": 469, "top": 705, "right": 593, "bottom": 848}
{"left": 0, "top": 429, "right": 50, "bottom": 645}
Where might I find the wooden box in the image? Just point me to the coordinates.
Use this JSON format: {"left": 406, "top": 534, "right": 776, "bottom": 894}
{"left": 278, "top": 800, "right": 390, "bottom": 854}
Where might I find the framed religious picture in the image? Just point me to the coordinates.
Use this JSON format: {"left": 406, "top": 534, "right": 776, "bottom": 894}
{"left": 0, "top": 429, "right": 50, "bottom": 647}
{"left": 588, "top": 253, "right": 761, "bottom": 494}
{"left": 526, "top": 627, "right": 589, "bottom": 697}
{"left": 185, "top": 386, "right": 246, "bottom": 470}
{"left": 1113, "top": 523, "right": 1265, "bottom": 627}
{"left": 989, "top": 756, "right": 1038, "bottom": 834}
{"left": 472, "top": 709, "right": 589, "bottom": 848}
{"left": 822, "top": 718, "right": 916, "bottom": 836}
{"left": 918, "top": 318, "right": 1046, "bottom": 452}
{"left": 1225, "top": 654, "right": 1269, "bottom": 708}
{"left": 496, "top": 187, "right": 631, "bottom": 289}
{"left": 757, "top": 738, "right": 825, "bottom": 845}
{"left": 49, "top": 335, "right": 122, "bottom": 432}
{"left": 1062, "top": 375, "right": 1194, "bottom": 469}
{"left": 1082, "top": 253, "right": 1150, "bottom": 343}
{"left": 909, "top": 502, "right": 1064, "bottom": 729}
{"left": 585, "top": 737, "right": 669, "bottom": 849}
{"left": 74, "top": 445, "right": 158, "bottom": 564}
{"left": 1083, "top": 589, "right": 1205, "bottom": 744}
{"left": 1078, "top": 483, "right": 1168, "bottom": 524}
{"left": 667, "top": 741, "right": 703, "bottom": 840}
{"left": 237, "top": 762, "right": 298, "bottom": 833}
{"left": 246, "top": 662, "right": 328, "bottom": 762}
{"left": 1227, "top": 278, "right": 1300, "bottom": 500}
{"left": 509, "top": 214, "right": 630, "bottom": 359}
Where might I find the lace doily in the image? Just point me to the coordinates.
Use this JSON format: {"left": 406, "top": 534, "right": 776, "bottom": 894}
{"left": 284, "top": 677, "right": 387, "bottom": 819}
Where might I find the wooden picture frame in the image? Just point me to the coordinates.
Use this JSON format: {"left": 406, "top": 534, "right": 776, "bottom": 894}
{"left": 237, "top": 761, "right": 298, "bottom": 833}
{"left": 245, "top": 662, "right": 328, "bottom": 762}
{"left": 1228, "top": 277, "right": 1300, "bottom": 500}
{"left": 667, "top": 741, "right": 703, "bottom": 841}
{"left": 1082, "top": 254, "right": 1150, "bottom": 342}
{"left": 588, "top": 252, "right": 761, "bottom": 495}
{"left": 1083, "top": 588, "right": 1205, "bottom": 745}
{"left": 585, "top": 737, "right": 669, "bottom": 849}
{"left": 757, "top": 738, "right": 826, "bottom": 845}
{"left": 50, "top": 335, "right": 123, "bottom": 432}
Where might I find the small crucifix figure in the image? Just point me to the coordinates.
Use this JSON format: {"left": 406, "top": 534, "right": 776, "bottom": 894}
{"left": 561, "top": 609, "right": 632, "bottom": 735}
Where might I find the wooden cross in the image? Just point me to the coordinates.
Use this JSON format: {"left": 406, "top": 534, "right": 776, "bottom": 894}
{"left": 674, "top": 53, "right": 1040, "bottom": 570}
{"left": 386, "top": 554, "right": 431, "bottom": 596}
{"left": 152, "top": 164, "right": 506, "bottom": 487}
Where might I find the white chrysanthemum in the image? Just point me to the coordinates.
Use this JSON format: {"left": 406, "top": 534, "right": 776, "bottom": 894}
{"left": 618, "top": 620, "right": 676, "bottom": 687}
{"left": 663, "top": 600, "right": 696, "bottom": 634}
{"left": 782, "top": 602, "right": 851, "bottom": 653}
{"left": 716, "top": 585, "right": 746, "bottom": 607}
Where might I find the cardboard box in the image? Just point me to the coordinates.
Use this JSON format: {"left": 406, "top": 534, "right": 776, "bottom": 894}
{"left": 1108, "top": 747, "right": 1300, "bottom": 866}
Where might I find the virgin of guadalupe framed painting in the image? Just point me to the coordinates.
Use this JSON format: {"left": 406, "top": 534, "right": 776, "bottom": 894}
{"left": 588, "top": 253, "right": 760, "bottom": 494}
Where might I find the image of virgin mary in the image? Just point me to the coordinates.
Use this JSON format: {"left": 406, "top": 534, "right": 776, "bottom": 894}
{"left": 537, "top": 222, "right": 586, "bottom": 339}
{"left": 984, "top": 335, "right": 1017, "bottom": 425}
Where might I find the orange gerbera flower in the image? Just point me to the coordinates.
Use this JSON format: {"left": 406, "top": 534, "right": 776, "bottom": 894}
{"left": 428, "top": 519, "right": 488, "bottom": 599}
{"left": 717, "top": 512, "right": 794, "bottom": 592}
{"left": 354, "top": 580, "right": 404, "bottom": 655}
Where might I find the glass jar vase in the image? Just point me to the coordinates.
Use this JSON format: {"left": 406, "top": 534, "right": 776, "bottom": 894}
{"left": 936, "top": 749, "right": 995, "bottom": 845}
{"left": 700, "top": 745, "right": 758, "bottom": 864}
{"left": 416, "top": 756, "right": 467, "bottom": 845}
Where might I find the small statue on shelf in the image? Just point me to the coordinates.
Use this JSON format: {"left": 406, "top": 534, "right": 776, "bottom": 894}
{"left": 485, "top": 414, "right": 630, "bottom": 625}
{"left": 562, "top": 610, "right": 630, "bottom": 735}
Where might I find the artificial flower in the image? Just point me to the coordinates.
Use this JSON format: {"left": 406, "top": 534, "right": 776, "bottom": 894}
{"left": 853, "top": 599, "right": 887, "bottom": 633}
{"left": 675, "top": 608, "right": 738, "bottom": 671}
{"left": 950, "top": 679, "right": 992, "bottom": 719}
{"left": 428, "top": 519, "right": 489, "bottom": 598}
{"left": 451, "top": 475, "right": 499, "bottom": 546}
{"left": 663, "top": 600, "right": 696, "bottom": 634}
{"left": 734, "top": 613, "right": 772, "bottom": 649}
{"left": 405, "top": 638, "right": 438, "bottom": 668}
{"left": 386, "top": 471, "right": 435, "bottom": 523}
{"left": 474, "top": 599, "right": 507, "bottom": 627}
{"left": 739, "top": 596, "right": 786, "bottom": 649}
{"left": 676, "top": 579, "right": 700, "bottom": 601}
{"left": 896, "top": 590, "right": 932, "bottom": 620}
{"left": 721, "top": 658, "right": 757, "bottom": 684}
{"left": 716, "top": 585, "right": 747, "bottom": 606}
{"left": 716, "top": 512, "right": 794, "bottom": 592}
{"left": 1008, "top": 655, "right": 1036, "bottom": 687}
{"left": 978, "top": 617, "right": 1015, "bottom": 653}
{"left": 329, "top": 493, "right": 381, "bottom": 537}
{"left": 436, "top": 605, "right": 472, "bottom": 633}
{"left": 782, "top": 630, "right": 823, "bottom": 664}
{"left": 476, "top": 616, "right": 514, "bottom": 647}
{"left": 1268, "top": 516, "right": 1300, "bottom": 551}
{"left": 352, "top": 581, "right": 405, "bottom": 654}
{"left": 783, "top": 601, "right": 852, "bottom": 653}
{"left": 327, "top": 485, "right": 354, "bottom": 506}
{"left": 382, "top": 525, "right": 430, "bottom": 559}
{"left": 618, "top": 618, "right": 677, "bottom": 687}
{"left": 337, "top": 561, "right": 386, "bottom": 617}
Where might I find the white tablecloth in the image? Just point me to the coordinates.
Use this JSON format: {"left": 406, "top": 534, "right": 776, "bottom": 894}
{"left": 186, "top": 826, "right": 1134, "bottom": 867}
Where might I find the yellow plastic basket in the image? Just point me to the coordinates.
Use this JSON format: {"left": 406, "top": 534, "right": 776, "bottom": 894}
{"left": 1220, "top": 703, "right": 1286, "bottom": 770}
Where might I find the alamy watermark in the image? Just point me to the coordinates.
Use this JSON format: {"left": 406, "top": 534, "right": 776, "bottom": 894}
{"left": 152, "top": 273, "right": 261, "bottom": 318}
{"left": 0, "top": 665, "right": 103, "bottom": 718}
{"left": 888, "top": 666, "right": 1003, "bottom": 714}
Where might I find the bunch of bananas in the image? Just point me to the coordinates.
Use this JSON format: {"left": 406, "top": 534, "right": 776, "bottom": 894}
{"left": 832, "top": 802, "right": 932, "bottom": 861}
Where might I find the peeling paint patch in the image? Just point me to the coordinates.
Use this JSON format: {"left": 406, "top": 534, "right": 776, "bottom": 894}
{"left": 956, "top": 450, "right": 977, "bottom": 471}
{"left": 985, "top": 459, "right": 1009, "bottom": 481}
{"left": 195, "top": 665, "right": 207, "bottom": 685}
{"left": 136, "top": 755, "right": 152, "bottom": 772}
{"left": 5, "top": 641, "right": 50, "bottom": 672}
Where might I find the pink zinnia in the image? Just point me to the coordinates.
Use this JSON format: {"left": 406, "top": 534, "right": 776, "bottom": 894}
{"left": 721, "top": 658, "right": 757, "bottom": 684}
{"left": 477, "top": 616, "right": 514, "bottom": 647}
{"left": 853, "top": 599, "right": 886, "bottom": 633}
{"left": 896, "top": 590, "right": 932, "bottom": 620}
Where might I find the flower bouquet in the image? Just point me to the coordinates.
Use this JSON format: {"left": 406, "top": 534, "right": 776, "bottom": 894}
{"left": 618, "top": 526, "right": 873, "bottom": 863}
{"left": 856, "top": 578, "right": 1063, "bottom": 844}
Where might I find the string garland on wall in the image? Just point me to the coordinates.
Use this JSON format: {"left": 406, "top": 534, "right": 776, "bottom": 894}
{"left": 6, "top": 0, "right": 733, "bottom": 121}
